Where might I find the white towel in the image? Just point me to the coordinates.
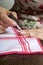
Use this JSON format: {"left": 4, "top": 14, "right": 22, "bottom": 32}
{"left": 0, "top": 27, "right": 43, "bottom": 55}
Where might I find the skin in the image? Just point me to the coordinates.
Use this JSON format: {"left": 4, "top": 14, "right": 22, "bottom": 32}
{"left": 0, "top": 4, "right": 43, "bottom": 40}
{"left": 20, "top": 28, "right": 43, "bottom": 40}
{"left": 0, "top": 7, "right": 21, "bottom": 33}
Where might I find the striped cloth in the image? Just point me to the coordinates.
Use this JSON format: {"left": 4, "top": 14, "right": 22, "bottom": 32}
{"left": 0, "top": 27, "right": 43, "bottom": 55}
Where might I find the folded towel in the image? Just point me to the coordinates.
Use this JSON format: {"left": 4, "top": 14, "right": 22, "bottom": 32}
{"left": 0, "top": 27, "right": 43, "bottom": 55}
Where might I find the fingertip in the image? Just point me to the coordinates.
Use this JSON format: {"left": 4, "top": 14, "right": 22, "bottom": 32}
{"left": 11, "top": 12, "right": 17, "bottom": 19}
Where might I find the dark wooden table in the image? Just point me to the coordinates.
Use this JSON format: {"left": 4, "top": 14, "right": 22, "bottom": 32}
{"left": 0, "top": 40, "right": 43, "bottom": 65}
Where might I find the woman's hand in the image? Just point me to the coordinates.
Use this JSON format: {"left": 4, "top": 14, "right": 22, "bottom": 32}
{"left": 29, "top": 28, "right": 43, "bottom": 40}
{"left": 0, "top": 7, "right": 20, "bottom": 33}
{"left": 20, "top": 28, "right": 43, "bottom": 40}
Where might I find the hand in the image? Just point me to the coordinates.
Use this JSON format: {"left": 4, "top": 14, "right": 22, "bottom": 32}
{"left": 0, "top": 7, "right": 20, "bottom": 33}
{"left": 29, "top": 28, "right": 43, "bottom": 40}
{"left": 20, "top": 28, "right": 43, "bottom": 40}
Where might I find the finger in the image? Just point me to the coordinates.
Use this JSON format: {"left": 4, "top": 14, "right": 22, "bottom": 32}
{"left": 29, "top": 28, "right": 43, "bottom": 40}
{"left": 0, "top": 13, "right": 17, "bottom": 26}
{"left": 0, "top": 25, "right": 6, "bottom": 33}
{"left": 19, "top": 30, "right": 30, "bottom": 36}
{"left": 11, "top": 12, "right": 17, "bottom": 19}
{"left": 0, "top": 20, "right": 9, "bottom": 28}
{"left": 15, "top": 24, "right": 21, "bottom": 30}
{"left": 9, "top": 13, "right": 21, "bottom": 30}
{"left": 0, "top": 13, "right": 21, "bottom": 30}
{"left": 0, "top": 7, "right": 10, "bottom": 15}
{"left": 0, "top": 25, "right": 5, "bottom": 30}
